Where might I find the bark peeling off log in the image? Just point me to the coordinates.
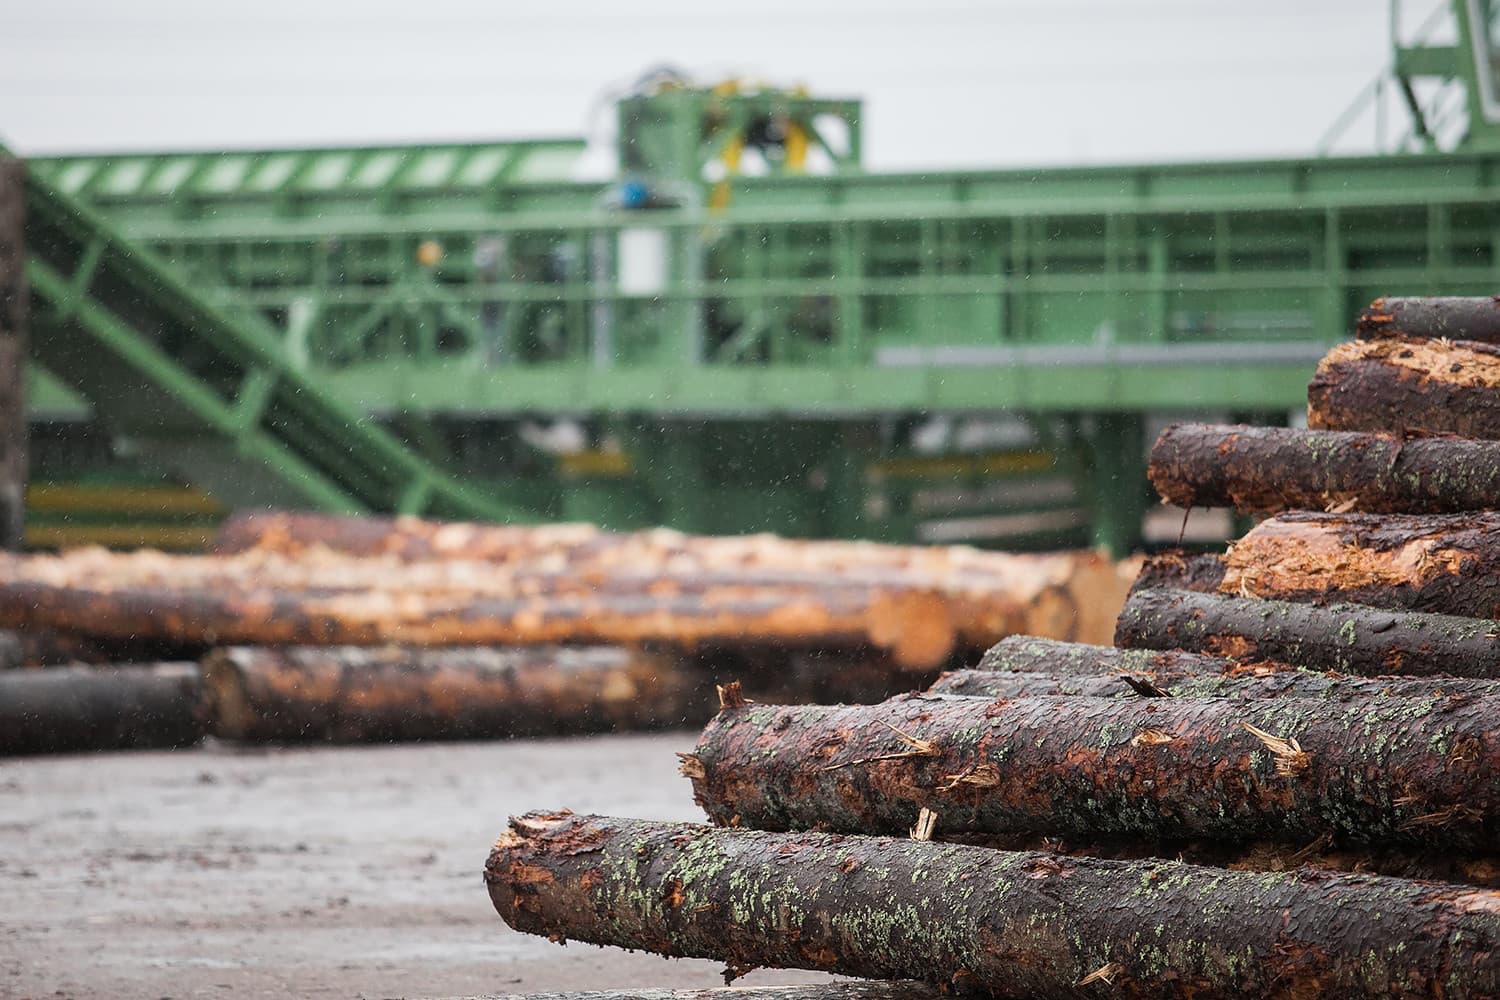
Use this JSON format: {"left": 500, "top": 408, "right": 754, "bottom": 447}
{"left": 1148, "top": 423, "right": 1500, "bottom": 514}
{"left": 690, "top": 694, "right": 1500, "bottom": 849}
{"left": 1308, "top": 337, "right": 1500, "bottom": 439}
{"left": 929, "top": 665, "right": 1500, "bottom": 701}
{"left": 203, "top": 645, "right": 703, "bottom": 743}
{"left": 486, "top": 812, "right": 1500, "bottom": 999}
{"left": 1222, "top": 510, "right": 1500, "bottom": 618}
{"left": 1117, "top": 587, "right": 1500, "bottom": 678}
{"left": 1358, "top": 295, "right": 1500, "bottom": 343}
{"left": 976, "top": 635, "right": 1249, "bottom": 677}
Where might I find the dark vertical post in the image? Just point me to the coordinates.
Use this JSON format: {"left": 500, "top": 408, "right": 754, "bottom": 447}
{"left": 0, "top": 158, "right": 27, "bottom": 551}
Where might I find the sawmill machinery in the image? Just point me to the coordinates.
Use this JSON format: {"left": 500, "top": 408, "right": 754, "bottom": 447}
{"left": 14, "top": 0, "right": 1500, "bottom": 553}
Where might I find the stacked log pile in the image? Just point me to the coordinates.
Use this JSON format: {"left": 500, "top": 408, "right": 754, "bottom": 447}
{"left": 0, "top": 519, "right": 1132, "bottom": 751}
{"left": 484, "top": 297, "right": 1500, "bottom": 999}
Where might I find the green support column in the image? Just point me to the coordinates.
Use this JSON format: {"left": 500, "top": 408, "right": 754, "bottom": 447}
{"left": 1079, "top": 412, "right": 1147, "bottom": 557}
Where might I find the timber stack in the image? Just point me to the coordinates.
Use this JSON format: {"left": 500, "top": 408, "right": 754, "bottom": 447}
{"left": 0, "top": 517, "right": 1133, "bottom": 751}
{"left": 485, "top": 296, "right": 1500, "bottom": 999}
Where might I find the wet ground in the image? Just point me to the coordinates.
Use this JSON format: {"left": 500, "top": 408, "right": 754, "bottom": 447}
{"left": 1, "top": 734, "right": 839, "bottom": 998}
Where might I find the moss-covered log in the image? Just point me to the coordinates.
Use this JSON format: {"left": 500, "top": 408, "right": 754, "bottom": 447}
{"left": 1308, "top": 337, "right": 1500, "bottom": 439}
{"left": 1223, "top": 510, "right": 1500, "bottom": 618}
{"left": 1128, "top": 551, "right": 1226, "bottom": 595}
{"left": 929, "top": 663, "right": 1500, "bottom": 700}
{"left": 977, "top": 635, "right": 1252, "bottom": 677}
{"left": 488, "top": 812, "right": 1500, "bottom": 999}
{"left": 1358, "top": 295, "right": 1500, "bottom": 343}
{"left": 0, "top": 663, "right": 204, "bottom": 755}
{"left": 203, "top": 645, "right": 703, "bottom": 743}
{"left": 438, "top": 988, "right": 941, "bottom": 1000}
{"left": 688, "top": 691, "right": 1500, "bottom": 849}
{"left": 1148, "top": 423, "right": 1500, "bottom": 514}
{"left": 1117, "top": 587, "right": 1500, "bottom": 677}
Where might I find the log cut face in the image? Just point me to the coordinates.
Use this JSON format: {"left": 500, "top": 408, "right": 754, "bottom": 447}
{"left": 1148, "top": 423, "right": 1500, "bottom": 515}
{"left": 688, "top": 694, "right": 1500, "bottom": 850}
{"left": 1308, "top": 337, "right": 1500, "bottom": 439}
{"left": 1221, "top": 511, "right": 1500, "bottom": 618}
{"left": 1117, "top": 587, "right": 1500, "bottom": 677}
{"left": 1358, "top": 295, "right": 1500, "bottom": 344}
{"left": 486, "top": 812, "right": 1500, "bottom": 999}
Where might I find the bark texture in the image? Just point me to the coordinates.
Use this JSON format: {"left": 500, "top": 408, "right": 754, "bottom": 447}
{"left": 1117, "top": 587, "right": 1500, "bottom": 677}
{"left": 1149, "top": 422, "right": 1500, "bottom": 514}
{"left": 1128, "top": 551, "right": 1226, "bottom": 595}
{"left": 1307, "top": 337, "right": 1500, "bottom": 439}
{"left": 688, "top": 693, "right": 1500, "bottom": 849}
{"left": 435, "top": 988, "right": 942, "bottom": 1000}
{"left": 487, "top": 811, "right": 1500, "bottom": 999}
{"left": 0, "top": 663, "right": 205, "bottom": 755}
{"left": 203, "top": 645, "right": 702, "bottom": 743}
{"left": 1222, "top": 510, "right": 1500, "bottom": 619}
{"left": 977, "top": 635, "right": 1254, "bottom": 677}
{"left": 928, "top": 665, "right": 1500, "bottom": 701}
{"left": 1359, "top": 295, "right": 1500, "bottom": 343}
{"left": 0, "top": 158, "right": 26, "bottom": 551}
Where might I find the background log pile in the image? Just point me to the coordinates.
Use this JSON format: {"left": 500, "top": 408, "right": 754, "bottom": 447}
{"left": 0, "top": 518, "right": 1133, "bottom": 752}
{"left": 486, "top": 296, "right": 1500, "bottom": 999}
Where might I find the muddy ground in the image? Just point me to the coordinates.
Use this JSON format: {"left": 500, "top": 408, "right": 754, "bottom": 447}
{"left": 0, "top": 733, "right": 841, "bottom": 998}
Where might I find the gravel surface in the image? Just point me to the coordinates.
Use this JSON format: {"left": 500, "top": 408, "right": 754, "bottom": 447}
{"left": 1, "top": 733, "right": 840, "bottom": 998}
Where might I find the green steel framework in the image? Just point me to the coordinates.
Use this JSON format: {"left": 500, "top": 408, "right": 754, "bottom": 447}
{"left": 18, "top": 0, "right": 1500, "bottom": 552}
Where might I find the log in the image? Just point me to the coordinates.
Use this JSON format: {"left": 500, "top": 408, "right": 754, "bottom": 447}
{"left": 1128, "top": 550, "right": 1225, "bottom": 595}
{"left": 1359, "top": 295, "right": 1500, "bottom": 343}
{"left": 977, "top": 635, "right": 1248, "bottom": 676}
{"left": 1148, "top": 422, "right": 1500, "bottom": 514}
{"left": 0, "top": 663, "right": 205, "bottom": 755}
{"left": 1307, "top": 337, "right": 1500, "bottom": 439}
{"left": 1223, "top": 510, "right": 1500, "bottom": 618}
{"left": 929, "top": 664, "right": 1500, "bottom": 700}
{"left": 686, "top": 691, "right": 1500, "bottom": 849}
{"left": 487, "top": 811, "right": 1500, "bottom": 999}
{"left": 0, "top": 629, "right": 19, "bottom": 669}
{"left": 203, "top": 645, "right": 703, "bottom": 743}
{"left": 1116, "top": 587, "right": 1500, "bottom": 677}
{"left": 0, "top": 157, "right": 26, "bottom": 552}
{"left": 433, "top": 988, "right": 942, "bottom": 1000}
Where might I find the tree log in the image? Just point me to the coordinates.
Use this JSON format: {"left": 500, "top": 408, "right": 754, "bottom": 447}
{"left": 434, "top": 988, "right": 941, "bottom": 1000}
{"left": 976, "top": 635, "right": 1249, "bottom": 676}
{"left": 0, "top": 663, "right": 204, "bottom": 755}
{"left": 487, "top": 811, "right": 1500, "bottom": 999}
{"left": 1358, "top": 295, "right": 1500, "bottom": 343}
{"left": 1128, "top": 551, "right": 1225, "bottom": 595}
{"left": 203, "top": 645, "right": 704, "bottom": 743}
{"left": 929, "top": 664, "right": 1500, "bottom": 700}
{"left": 687, "top": 692, "right": 1500, "bottom": 849}
{"left": 1148, "top": 423, "right": 1500, "bottom": 514}
{"left": 1116, "top": 587, "right": 1500, "bottom": 677}
{"left": 1223, "top": 510, "right": 1500, "bottom": 618}
{"left": 1307, "top": 337, "right": 1500, "bottom": 439}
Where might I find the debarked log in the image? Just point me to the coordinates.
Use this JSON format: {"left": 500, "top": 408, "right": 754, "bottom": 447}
{"left": 1148, "top": 423, "right": 1500, "bottom": 514}
{"left": 202, "top": 645, "right": 703, "bottom": 743}
{"left": 0, "top": 663, "right": 205, "bottom": 755}
{"left": 1308, "top": 337, "right": 1500, "bottom": 439}
{"left": 687, "top": 692, "right": 1500, "bottom": 850}
{"left": 1358, "top": 295, "right": 1500, "bottom": 343}
{"left": 1222, "top": 510, "right": 1500, "bottom": 619}
{"left": 487, "top": 811, "right": 1500, "bottom": 999}
{"left": 1116, "top": 587, "right": 1500, "bottom": 677}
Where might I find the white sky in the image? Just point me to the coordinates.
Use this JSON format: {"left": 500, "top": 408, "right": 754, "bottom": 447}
{"left": 2, "top": 0, "right": 1400, "bottom": 170}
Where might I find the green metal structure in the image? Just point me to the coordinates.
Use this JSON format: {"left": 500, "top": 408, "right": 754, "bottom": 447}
{"left": 19, "top": 1, "right": 1500, "bottom": 552}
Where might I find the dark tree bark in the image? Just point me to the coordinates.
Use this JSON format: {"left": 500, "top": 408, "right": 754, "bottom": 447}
{"left": 687, "top": 692, "right": 1500, "bottom": 850}
{"left": 1116, "top": 587, "right": 1500, "bottom": 677}
{"left": 1358, "top": 295, "right": 1500, "bottom": 343}
{"left": 436, "top": 988, "right": 943, "bottom": 1000}
{"left": 1223, "top": 510, "right": 1500, "bottom": 618}
{"left": 487, "top": 811, "right": 1500, "bottom": 999}
{"left": 1308, "top": 337, "right": 1500, "bottom": 439}
{"left": 1128, "top": 551, "right": 1226, "bottom": 595}
{"left": 0, "top": 663, "right": 205, "bottom": 755}
{"left": 928, "top": 664, "right": 1500, "bottom": 701}
{"left": 203, "top": 645, "right": 703, "bottom": 743}
{"left": 1148, "top": 423, "right": 1500, "bottom": 514}
{"left": 977, "top": 635, "right": 1248, "bottom": 677}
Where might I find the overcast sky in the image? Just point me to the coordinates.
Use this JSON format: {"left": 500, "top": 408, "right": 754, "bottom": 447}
{"left": 2, "top": 1, "right": 1402, "bottom": 171}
